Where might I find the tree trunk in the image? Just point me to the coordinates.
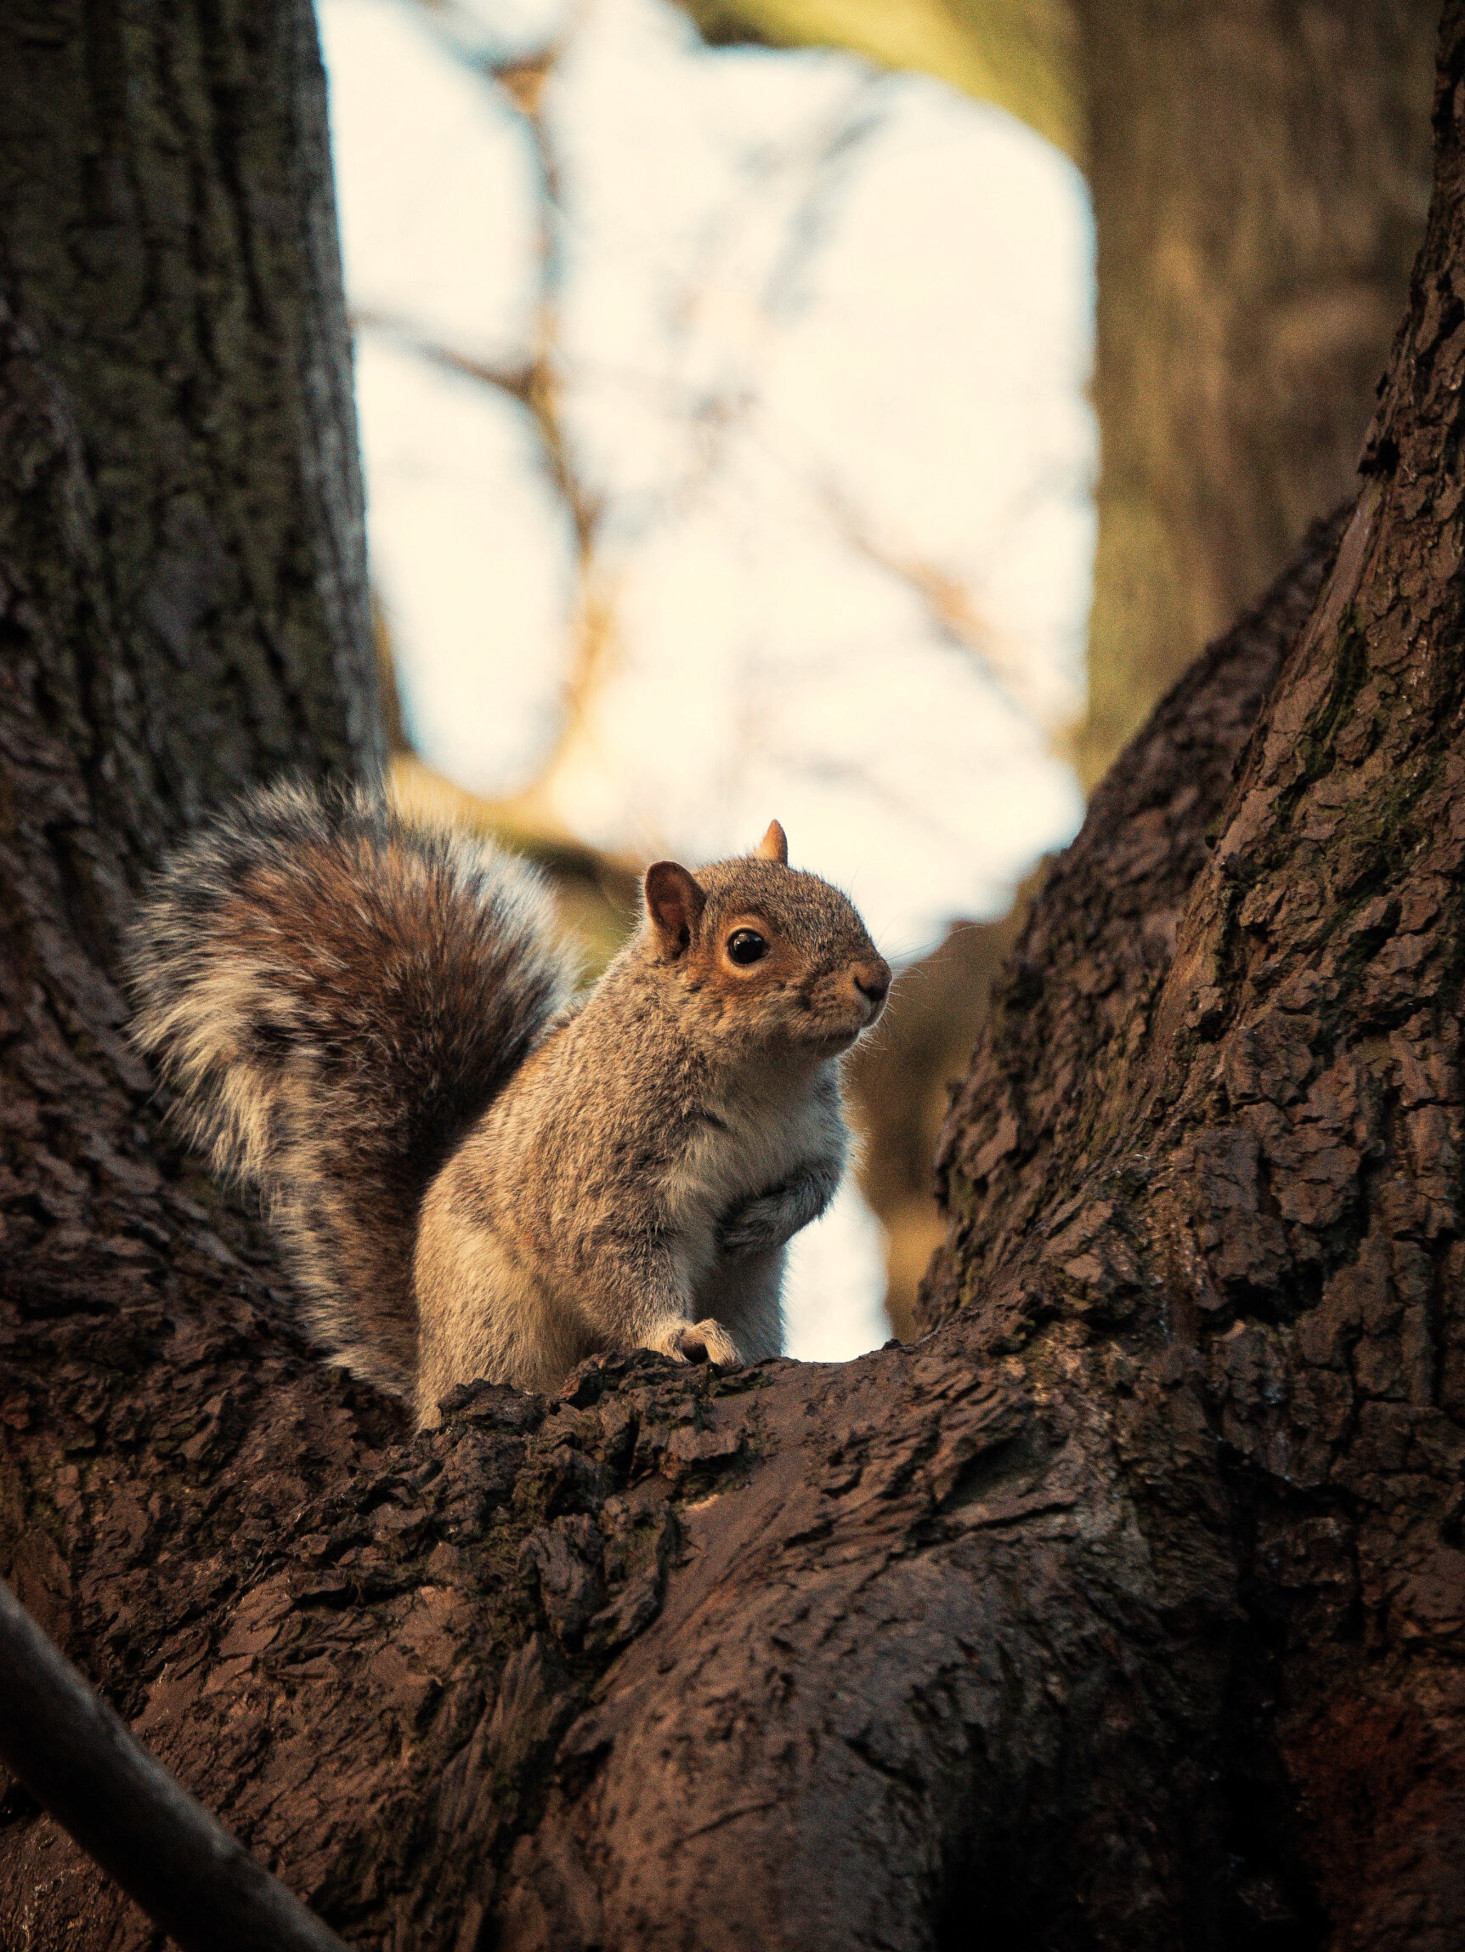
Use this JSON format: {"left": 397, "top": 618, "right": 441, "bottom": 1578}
{"left": 0, "top": 0, "right": 380, "bottom": 1935}
{"left": 5, "top": 6, "right": 1465, "bottom": 1952}
{"left": 1075, "top": 0, "right": 1436, "bottom": 786}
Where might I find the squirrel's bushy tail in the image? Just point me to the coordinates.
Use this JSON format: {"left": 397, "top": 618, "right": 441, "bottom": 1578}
{"left": 127, "top": 780, "right": 572, "bottom": 1398}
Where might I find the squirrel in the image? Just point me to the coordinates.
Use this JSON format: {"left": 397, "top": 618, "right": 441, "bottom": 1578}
{"left": 126, "top": 781, "right": 890, "bottom": 1428}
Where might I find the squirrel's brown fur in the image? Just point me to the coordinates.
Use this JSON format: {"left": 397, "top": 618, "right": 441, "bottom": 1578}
{"left": 128, "top": 781, "right": 889, "bottom": 1425}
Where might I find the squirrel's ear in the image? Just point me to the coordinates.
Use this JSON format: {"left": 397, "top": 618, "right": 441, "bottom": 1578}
{"left": 644, "top": 861, "right": 707, "bottom": 957}
{"left": 754, "top": 819, "right": 788, "bottom": 865}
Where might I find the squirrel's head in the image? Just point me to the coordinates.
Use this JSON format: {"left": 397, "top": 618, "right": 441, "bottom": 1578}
{"left": 638, "top": 820, "right": 889, "bottom": 1064}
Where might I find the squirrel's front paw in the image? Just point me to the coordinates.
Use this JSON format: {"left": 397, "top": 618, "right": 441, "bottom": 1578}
{"left": 719, "top": 1195, "right": 788, "bottom": 1258}
{"left": 646, "top": 1318, "right": 741, "bottom": 1367}
{"left": 678, "top": 1317, "right": 742, "bottom": 1366}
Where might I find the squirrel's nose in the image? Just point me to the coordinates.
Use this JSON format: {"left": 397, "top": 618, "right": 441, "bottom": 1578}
{"left": 852, "top": 958, "right": 890, "bottom": 1018}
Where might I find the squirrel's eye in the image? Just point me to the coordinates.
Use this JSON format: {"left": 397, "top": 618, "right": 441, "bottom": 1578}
{"left": 727, "top": 928, "right": 768, "bottom": 966}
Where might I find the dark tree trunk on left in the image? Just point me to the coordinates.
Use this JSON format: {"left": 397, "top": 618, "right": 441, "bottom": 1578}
{"left": 0, "top": 0, "right": 379, "bottom": 1930}
{"left": 0, "top": 0, "right": 380, "bottom": 1259}
{"left": 0, "top": 0, "right": 378, "bottom": 843}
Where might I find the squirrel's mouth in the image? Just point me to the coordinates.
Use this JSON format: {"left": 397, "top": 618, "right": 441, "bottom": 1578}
{"left": 796, "top": 1013, "right": 866, "bottom": 1053}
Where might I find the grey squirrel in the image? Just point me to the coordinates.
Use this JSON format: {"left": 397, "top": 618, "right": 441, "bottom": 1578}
{"left": 127, "top": 781, "right": 890, "bottom": 1427}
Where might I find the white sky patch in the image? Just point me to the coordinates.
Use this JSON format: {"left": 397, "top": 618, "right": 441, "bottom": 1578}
{"left": 321, "top": 0, "right": 539, "bottom": 365}
{"left": 321, "top": 0, "right": 1095, "bottom": 944}
{"left": 428, "top": 0, "right": 577, "bottom": 64}
{"left": 783, "top": 1178, "right": 892, "bottom": 1363}
{"left": 354, "top": 336, "right": 575, "bottom": 788}
{"left": 542, "top": 477, "right": 1082, "bottom": 949}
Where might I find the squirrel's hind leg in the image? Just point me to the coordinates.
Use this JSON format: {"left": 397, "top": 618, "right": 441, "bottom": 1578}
{"left": 413, "top": 1197, "right": 595, "bottom": 1425}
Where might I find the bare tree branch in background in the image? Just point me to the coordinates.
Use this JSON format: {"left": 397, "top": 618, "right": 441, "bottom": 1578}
{"left": 819, "top": 480, "right": 1060, "bottom": 734}
{"left": 374, "top": 4, "right": 945, "bottom": 849}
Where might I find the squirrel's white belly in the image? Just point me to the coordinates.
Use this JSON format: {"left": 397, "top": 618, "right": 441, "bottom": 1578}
{"left": 668, "top": 1092, "right": 832, "bottom": 1280}
{"left": 673, "top": 1103, "right": 828, "bottom": 1363}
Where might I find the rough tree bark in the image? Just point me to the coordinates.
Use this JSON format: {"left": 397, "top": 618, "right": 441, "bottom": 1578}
{"left": 4, "top": 9, "right": 1465, "bottom": 1952}
{"left": 0, "top": 0, "right": 382, "bottom": 1935}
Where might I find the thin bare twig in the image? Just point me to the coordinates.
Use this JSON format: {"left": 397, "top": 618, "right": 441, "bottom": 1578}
{"left": 0, "top": 1577, "right": 350, "bottom": 1952}
{"left": 818, "top": 481, "right": 1054, "bottom": 727}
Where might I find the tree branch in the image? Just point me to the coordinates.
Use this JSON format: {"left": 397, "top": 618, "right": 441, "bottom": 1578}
{"left": 0, "top": 1578, "right": 351, "bottom": 1952}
